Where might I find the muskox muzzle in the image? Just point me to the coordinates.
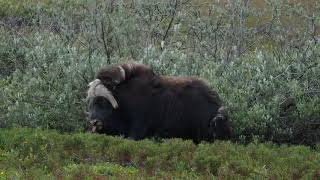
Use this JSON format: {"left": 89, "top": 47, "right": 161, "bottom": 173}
{"left": 88, "top": 119, "right": 103, "bottom": 133}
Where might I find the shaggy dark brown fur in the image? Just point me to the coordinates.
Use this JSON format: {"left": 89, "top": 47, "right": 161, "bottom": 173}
{"left": 96, "top": 62, "right": 154, "bottom": 91}
{"left": 88, "top": 62, "right": 231, "bottom": 143}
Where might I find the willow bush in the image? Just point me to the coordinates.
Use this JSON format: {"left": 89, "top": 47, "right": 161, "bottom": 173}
{"left": 0, "top": 0, "right": 319, "bottom": 145}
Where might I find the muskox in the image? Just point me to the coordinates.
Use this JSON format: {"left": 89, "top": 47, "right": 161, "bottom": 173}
{"left": 87, "top": 62, "right": 231, "bottom": 143}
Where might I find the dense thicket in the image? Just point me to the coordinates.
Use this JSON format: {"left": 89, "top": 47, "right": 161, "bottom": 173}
{"left": 0, "top": 0, "right": 319, "bottom": 145}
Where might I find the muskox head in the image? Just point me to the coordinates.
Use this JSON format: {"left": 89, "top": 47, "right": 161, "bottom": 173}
{"left": 86, "top": 79, "right": 118, "bottom": 133}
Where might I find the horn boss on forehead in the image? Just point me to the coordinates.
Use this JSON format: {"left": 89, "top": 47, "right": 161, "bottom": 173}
{"left": 95, "top": 62, "right": 155, "bottom": 90}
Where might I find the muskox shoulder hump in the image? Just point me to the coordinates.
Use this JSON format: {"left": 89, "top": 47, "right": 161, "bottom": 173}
{"left": 95, "top": 62, "right": 155, "bottom": 91}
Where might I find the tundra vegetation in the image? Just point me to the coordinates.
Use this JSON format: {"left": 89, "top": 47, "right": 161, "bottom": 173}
{"left": 0, "top": 0, "right": 319, "bottom": 178}
{"left": 0, "top": 128, "right": 319, "bottom": 179}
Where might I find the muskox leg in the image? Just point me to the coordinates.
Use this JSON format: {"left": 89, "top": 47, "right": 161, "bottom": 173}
{"left": 192, "top": 138, "right": 201, "bottom": 144}
{"left": 192, "top": 129, "right": 202, "bottom": 144}
{"left": 128, "top": 122, "right": 148, "bottom": 140}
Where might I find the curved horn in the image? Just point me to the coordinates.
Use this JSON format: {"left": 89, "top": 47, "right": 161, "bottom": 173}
{"left": 118, "top": 66, "right": 126, "bottom": 82}
{"left": 217, "top": 106, "right": 225, "bottom": 114}
{"left": 87, "top": 79, "right": 119, "bottom": 109}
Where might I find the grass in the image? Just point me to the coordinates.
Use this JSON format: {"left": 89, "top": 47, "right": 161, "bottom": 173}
{"left": 0, "top": 128, "right": 319, "bottom": 179}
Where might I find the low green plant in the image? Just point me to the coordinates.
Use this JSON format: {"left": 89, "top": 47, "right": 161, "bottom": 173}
{"left": 0, "top": 128, "right": 319, "bottom": 179}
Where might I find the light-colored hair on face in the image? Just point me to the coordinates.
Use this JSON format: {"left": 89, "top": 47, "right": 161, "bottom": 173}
{"left": 87, "top": 79, "right": 119, "bottom": 109}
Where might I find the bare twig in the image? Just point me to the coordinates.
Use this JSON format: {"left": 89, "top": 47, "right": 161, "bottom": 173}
{"left": 162, "top": 0, "right": 179, "bottom": 50}
{"left": 100, "top": 20, "right": 111, "bottom": 64}
{"left": 237, "top": 0, "right": 249, "bottom": 57}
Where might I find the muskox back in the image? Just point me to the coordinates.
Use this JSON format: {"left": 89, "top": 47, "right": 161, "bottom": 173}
{"left": 112, "top": 75, "right": 230, "bottom": 143}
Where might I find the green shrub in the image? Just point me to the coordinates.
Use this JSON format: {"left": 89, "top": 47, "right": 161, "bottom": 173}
{"left": 0, "top": 0, "right": 319, "bottom": 145}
